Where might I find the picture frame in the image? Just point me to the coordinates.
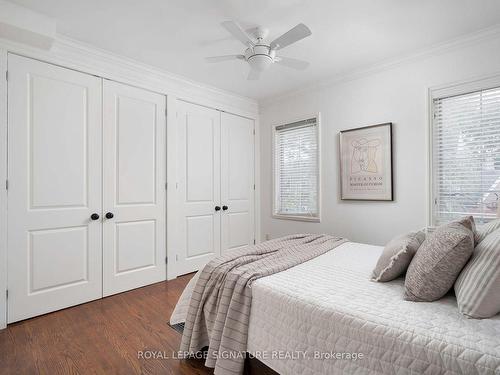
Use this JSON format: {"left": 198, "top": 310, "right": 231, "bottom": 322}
{"left": 339, "top": 123, "right": 393, "bottom": 201}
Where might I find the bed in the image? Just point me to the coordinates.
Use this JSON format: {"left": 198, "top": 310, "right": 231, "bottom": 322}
{"left": 172, "top": 241, "right": 500, "bottom": 375}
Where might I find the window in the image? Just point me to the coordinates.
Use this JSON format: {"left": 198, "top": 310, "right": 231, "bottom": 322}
{"left": 273, "top": 116, "right": 320, "bottom": 221}
{"left": 432, "top": 85, "right": 500, "bottom": 225}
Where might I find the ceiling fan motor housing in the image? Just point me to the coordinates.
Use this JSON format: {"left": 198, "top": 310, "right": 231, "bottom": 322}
{"left": 245, "top": 45, "right": 275, "bottom": 71}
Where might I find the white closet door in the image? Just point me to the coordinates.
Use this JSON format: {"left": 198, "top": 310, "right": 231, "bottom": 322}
{"left": 176, "top": 101, "right": 221, "bottom": 275}
{"left": 221, "top": 112, "right": 255, "bottom": 253}
{"left": 102, "top": 80, "right": 166, "bottom": 296}
{"left": 7, "top": 54, "right": 102, "bottom": 323}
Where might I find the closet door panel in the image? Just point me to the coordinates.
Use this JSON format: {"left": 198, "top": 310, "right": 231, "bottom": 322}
{"left": 176, "top": 101, "right": 220, "bottom": 275}
{"left": 7, "top": 54, "right": 102, "bottom": 323}
{"left": 115, "top": 95, "right": 157, "bottom": 205}
{"left": 221, "top": 112, "right": 255, "bottom": 253}
{"left": 102, "top": 80, "right": 166, "bottom": 296}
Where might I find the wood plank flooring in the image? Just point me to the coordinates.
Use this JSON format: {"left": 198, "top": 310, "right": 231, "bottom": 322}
{"left": 0, "top": 274, "right": 213, "bottom": 375}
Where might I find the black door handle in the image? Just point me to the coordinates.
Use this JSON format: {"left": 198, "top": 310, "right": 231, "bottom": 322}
{"left": 222, "top": 205, "right": 228, "bottom": 211}
{"left": 90, "top": 213, "right": 100, "bottom": 220}
{"left": 105, "top": 212, "right": 114, "bottom": 219}
{"left": 215, "top": 206, "right": 221, "bottom": 211}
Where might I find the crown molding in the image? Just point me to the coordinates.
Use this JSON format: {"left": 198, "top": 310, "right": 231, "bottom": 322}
{"left": 259, "top": 23, "right": 500, "bottom": 109}
{"left": 0, "top": 0, "right": 56, "bottom": 50}
{"left": 0, "top": 33, "right": 259, "bottom": 118}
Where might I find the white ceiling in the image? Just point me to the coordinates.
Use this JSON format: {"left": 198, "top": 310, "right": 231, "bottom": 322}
{"left": 8, "top": 0, "right": 500, "bottom": 100}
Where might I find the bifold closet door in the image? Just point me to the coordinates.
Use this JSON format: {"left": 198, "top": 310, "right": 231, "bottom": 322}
{"left": 7, "top": 54, "right": 103, "bottom": 323}
{"left": 102, "top": 80, "right": 166, "bottom": 296}
{"left": 176, "top": 101, "right": 221, "bottom": 275}
{"left": 220, "top": 113, "right": 255, "bottom": 253}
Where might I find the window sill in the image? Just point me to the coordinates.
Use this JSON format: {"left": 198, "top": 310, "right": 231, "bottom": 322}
{"left": 272, "top": 214, "right": 320, "bottom": 223}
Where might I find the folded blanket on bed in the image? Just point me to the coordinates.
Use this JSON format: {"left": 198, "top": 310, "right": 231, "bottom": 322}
{"left": 180, "top": 233, "right": 347, "bottom": 375}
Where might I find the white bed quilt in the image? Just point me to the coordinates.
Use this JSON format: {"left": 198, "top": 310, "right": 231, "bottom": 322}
{"left": 247, "top": 242, "right": 500, "bottom": 375}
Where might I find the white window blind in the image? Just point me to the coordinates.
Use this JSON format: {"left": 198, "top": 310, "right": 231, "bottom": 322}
{"left": 274, "top": 117, "right": 319, "bottom": 220}
{"left": 432, "top": 86, "right": 500, "bottom": 225}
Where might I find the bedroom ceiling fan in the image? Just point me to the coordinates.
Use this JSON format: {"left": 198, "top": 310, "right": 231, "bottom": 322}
{"left": 206, "top": 21, "right": 312, "bottom": 80}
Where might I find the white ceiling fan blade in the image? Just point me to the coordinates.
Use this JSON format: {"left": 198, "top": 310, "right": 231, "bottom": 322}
{"left": 270, "top": 23, "right": 312, "bottom": 50}
{"left": 221, "top": 21, "right": 255, "bottom": 47}
{"left": 247, "top": 69, "right": 261, "bottom": 80}
{"left": 274, "top": 56, "right": 310, "bottom": 70}
{"left": 206, "top": 55, "right": 245, "bottom": 63}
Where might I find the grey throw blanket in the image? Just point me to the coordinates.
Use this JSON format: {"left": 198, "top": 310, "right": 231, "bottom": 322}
{"left": 180, "top": 233, "right": 347, "bottom": 375}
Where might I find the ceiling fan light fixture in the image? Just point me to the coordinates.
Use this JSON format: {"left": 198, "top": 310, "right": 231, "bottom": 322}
{"left": 246, "top": 45, "right": 275, "bottom": 71}
{"left": 247, "top": 54, "right": 273, "bottom": 71}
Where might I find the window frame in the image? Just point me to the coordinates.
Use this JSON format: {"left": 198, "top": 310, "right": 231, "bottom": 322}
{"left": 272, "top": 113, "right": 321, "bottom": 222}
{"left": 428, "top": 74, "right": 500, "bottom": 226}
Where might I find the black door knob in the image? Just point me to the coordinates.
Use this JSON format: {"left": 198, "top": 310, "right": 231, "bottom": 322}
{"left": 215, "top": 206, "right": 221, "bottom": 211}
{"left": 90, "top": 213, "right": 100, "bottom": 220}
{"left": 105, "top": 212, "right": 114, "bottom": 219}
{"left": 222, "top": 205, "right": 228, "bottom": 211}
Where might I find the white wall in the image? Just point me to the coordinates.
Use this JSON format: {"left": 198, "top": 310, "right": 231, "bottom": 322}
{"left": 260, "top": 34, "right": 500, "bottom": 246}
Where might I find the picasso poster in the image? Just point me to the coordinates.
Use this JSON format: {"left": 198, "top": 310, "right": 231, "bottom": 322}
{"left": 339, "top": 123, "right": 393, "bottom": 201}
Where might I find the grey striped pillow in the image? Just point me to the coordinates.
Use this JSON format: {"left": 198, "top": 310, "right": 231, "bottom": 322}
{"left": 475, "top": 218, "right": 500, "bottom": 244}
{"left": 455, "top": 228, "right": 500, "bottom": 318}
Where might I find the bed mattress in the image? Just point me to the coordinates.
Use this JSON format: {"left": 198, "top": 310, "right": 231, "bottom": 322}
{"left": 247, "top": 242, "right": 500, "bottom": 375}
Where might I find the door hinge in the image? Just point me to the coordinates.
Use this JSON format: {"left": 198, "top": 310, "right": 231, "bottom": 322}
{"left": 165, "top": 182, "right": 168, "bottom": 190}
{"left": 253, "top": 239, "right": 256, "bottom": 245}
{"left": 5, "top": 180, "right": 8, "bottom": 190}
{"left": 253, "top": 184, "right": 255, "bottom": 190}
{"left": 6, "top": 290, "right": 8, "bottom": 299}
{"left": 165, "top": 108, "right": 168, "bottom": 117}
{"left": 165, "top": 256, "right": 168, "bottom": 264}
{"left": 253, "top": 129, "right": 255, "bottom": 135}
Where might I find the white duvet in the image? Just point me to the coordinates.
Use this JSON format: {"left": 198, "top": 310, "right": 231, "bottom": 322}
{"left": 172, "top": 242, "right": 500, "bottom": 375}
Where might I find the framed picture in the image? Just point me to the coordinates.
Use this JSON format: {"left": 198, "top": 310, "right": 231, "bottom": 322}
{"left": 339, "top": 123, "right": 393, "bottom": 201}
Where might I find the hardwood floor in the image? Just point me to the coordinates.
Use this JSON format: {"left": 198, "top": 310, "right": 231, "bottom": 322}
{"left": 0, "top": 274, "right": 213, "bottom": 375}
